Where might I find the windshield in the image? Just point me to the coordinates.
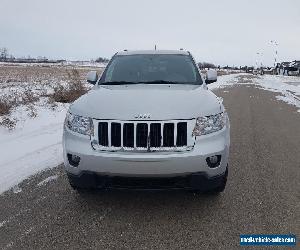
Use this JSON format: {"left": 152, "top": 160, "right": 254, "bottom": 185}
{"left": 100, "top": 54, "right": 202, "bottom": 85}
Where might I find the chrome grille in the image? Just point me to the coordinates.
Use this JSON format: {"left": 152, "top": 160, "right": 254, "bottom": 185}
{"left": 123, "top": 123, "right": 134, "bottom": 147}
{"left": 98, "top": 122, "right": 108, "bottom": 146}
{"left": 150, "top": 123, "right": 161, "bottom": 147}
{"left": 111, "top": 122, "right": 121, "bottom": 147}
{"left": 136, "top": 123, "right": 148, "bottom": 148}
{"left": 91, "top": 120, "right": 194, "bottom": 152}
{"left": 163, "top": 123, "right": 174, "bottom": 147}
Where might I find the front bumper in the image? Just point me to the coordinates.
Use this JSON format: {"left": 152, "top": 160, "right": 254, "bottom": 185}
{"left": 63, "top": 125, "right": 230, "bottom": 178}
{"left": 67, "top": 168, "right": 228, "bottom": 191}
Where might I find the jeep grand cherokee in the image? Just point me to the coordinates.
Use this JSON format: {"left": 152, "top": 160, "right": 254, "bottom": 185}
{"left": 63, "top": 50, "right": 230, "bottom": 193}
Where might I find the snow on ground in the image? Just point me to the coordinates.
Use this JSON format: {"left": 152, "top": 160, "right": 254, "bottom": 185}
{"left": 256, "top": 75, "right": 300, "bottom": 112}
{"left": 12, "top": 185, "right": 22, "bottom": 194}
{"left": 37, "top": 175, "right": 59, "bottom": 187}
{"left": 209, "top": 73, "right": 300, "bottom": 112}
{"left": 0, "top": 63, "right": 97, "bottom": 194}
{"left": 0, "top": 104, "right": 68, "bottom": 194}
{"left": 208, "top": 73, "right": 240, "bottom": 90}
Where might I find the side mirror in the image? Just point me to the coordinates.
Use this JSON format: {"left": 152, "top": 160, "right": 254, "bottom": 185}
{"left": 87, "top": 71, "right": 98, "bottom": 84}
{"left": 205, "top": 69, "right": 217, "bottom": 84}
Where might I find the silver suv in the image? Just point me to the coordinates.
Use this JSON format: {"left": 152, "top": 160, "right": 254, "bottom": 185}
{"left": 63, "top": 50, "right": 230, "bottom": 193}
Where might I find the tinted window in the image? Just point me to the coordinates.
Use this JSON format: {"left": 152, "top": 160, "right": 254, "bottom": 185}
{"left": 101, "top": 54, "right": 202, "bottom": 84}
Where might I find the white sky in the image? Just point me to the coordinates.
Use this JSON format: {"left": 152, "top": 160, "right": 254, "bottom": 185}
{"left": 1, "top": 0, "right": 299, "bottom": 66}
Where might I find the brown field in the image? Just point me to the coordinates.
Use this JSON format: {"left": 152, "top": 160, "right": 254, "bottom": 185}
{"left": 0, "top": 64, "right": 103, "bottom": 84}
{"left": 0, "top": 64, "right": 104, "bottom": 128}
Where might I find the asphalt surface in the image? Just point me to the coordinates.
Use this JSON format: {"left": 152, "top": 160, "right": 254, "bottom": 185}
{"left": 0, "top": 83, "right": 299, "bottom": 250}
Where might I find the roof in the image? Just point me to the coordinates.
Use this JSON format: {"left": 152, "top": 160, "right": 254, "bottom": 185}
{"left": 116, "top": 50, "right": 190, "bottom": 56}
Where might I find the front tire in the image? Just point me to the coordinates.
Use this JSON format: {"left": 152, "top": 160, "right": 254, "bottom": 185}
{"left": 67, "top": 173, "right": 93, "bottom": 192}
{"left": 207, "top": 167, "right": 228, "bottom": 194}
{"left": 67, "top": 174, "right": 83, "bottom": 191}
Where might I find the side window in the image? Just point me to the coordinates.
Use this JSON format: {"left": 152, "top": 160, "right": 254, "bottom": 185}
{"left": 104, "top": 60, "right": 117, "bottom": 82}
{"left": 184, "top": 57, "right": 197, "bottom": 81}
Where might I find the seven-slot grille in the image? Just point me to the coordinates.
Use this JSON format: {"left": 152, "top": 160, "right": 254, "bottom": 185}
{"left": 95, "top": 121, "right": 190, "bottom": 152}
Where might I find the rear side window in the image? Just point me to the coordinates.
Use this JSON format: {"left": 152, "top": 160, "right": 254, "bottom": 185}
{"left": 101, "top": 54, "right": 202, "bottom": 85}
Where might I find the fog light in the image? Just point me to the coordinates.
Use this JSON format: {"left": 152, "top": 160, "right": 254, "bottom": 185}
{"left": 67, "top": 153, "right": 80, "bottom": 167}
{"left": 206, "top": 155, "right": 221, "bottom": 168}
{"left": 209, "top": 156, "right": 219, "bottom": 164}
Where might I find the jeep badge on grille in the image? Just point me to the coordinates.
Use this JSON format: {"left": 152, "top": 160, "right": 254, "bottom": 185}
{"left": 134, "top": 113, "right": 151, "bottom": 119}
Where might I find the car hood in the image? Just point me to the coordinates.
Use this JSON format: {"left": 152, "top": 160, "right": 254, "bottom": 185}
{"left": 69, "top": 84, "right": 222, "bottom": 120}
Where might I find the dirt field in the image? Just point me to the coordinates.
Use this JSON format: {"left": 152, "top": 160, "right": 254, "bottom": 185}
{"left": 0, "top": 84, "right": 299, "bottom": 250}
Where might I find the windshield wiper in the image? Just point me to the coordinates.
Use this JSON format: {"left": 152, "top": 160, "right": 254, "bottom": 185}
{"left": 101, "top": 81, "right": 136, "bottom": 85}
{"left": 138, "top": 80, "right": 182, "bottom": 84}
{"left": 101, "top": 80, "right": 184, "bottom": 85}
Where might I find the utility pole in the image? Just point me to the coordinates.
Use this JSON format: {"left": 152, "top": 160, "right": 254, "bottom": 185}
{"left": 256, "top": 52, "right": 263, "bottom": 68}
{"left": 255, "top": 52, "right": 259, "bottom": 69}
{"left": 270, "top": 40, "right": 278, "bottom": 67}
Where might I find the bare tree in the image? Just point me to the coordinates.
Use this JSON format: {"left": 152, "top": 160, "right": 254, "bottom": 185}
{"left": 95, "top": 57, "right": 109, "bottom": 63}
{"left": 0, "top": 47, "right": 8, "bottom": 61}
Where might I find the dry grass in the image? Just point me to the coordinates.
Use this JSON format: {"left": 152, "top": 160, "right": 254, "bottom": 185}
{"left": 0, "top": 64, "right": 100, "bottom": 84}
{"left": 50, "top": 68, "right": 88, "bottom": 103}
{"left": 0, "top": 117, "right": 16, "bottom": 130}
{"left": 0, "top": 89, "right": 39, "bottom": 114}
{"left": 0, "top": 64, "right": 103, "bottom": 105}
{"left": 0, "top": 64, "right": 104, "bottom": 129}
{"left": 0, "top": 90, "right": 40, "bottom": 129}
{"left": 0, "top": 99, "right": 11, "bottom": 115}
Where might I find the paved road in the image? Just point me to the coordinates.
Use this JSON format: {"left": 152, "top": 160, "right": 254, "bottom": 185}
{"left": 1, "top": 84, "right": 299, "bottom": 250}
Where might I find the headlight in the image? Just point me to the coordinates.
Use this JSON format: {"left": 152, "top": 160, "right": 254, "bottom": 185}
{"left": 192, "top": 112, "right": 226, "bottom": 136}
{"left": 65, "top": 112, "right": 93, "bottom": 136}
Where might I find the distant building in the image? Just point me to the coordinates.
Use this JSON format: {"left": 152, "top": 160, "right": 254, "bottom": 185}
{"left": 275, "top": 61, "right": 300, "bottom": 75}
{"left": 290, "top": 60, "right": 300, "bottom": 69}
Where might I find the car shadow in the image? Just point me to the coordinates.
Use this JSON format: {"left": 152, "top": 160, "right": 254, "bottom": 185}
{"left": 72, "top": 188, "right": 224, "bottom": 215}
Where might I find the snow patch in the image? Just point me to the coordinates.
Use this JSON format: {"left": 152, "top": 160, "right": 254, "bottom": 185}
{"left": 0, "top": 104, "right": 69, "bottom": 194}
{"left": 256, "top": 75, "right": 300, "bottom": 112}
{"left": 208, "top": 73, "right": 240, "bottom": 90}
{"left": 210, "top": 74, "right": 300, "bottom": 112}
{"left": 0, "top": 220, "right": 8, "bottom": 228}
{"left": 37, "top": 175, "right": 58, "bottom": 186}
{"left": 12, "top": 185, "right": 22, "bottom": 194}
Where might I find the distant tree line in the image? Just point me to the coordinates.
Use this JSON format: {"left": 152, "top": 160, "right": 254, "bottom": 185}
{"left": 0, "top": 47, "right": 111, "bottom": 64}
{"left": 95, "top": 57, "right": 110, "bottom": 63}
{"left": 0, "top": 47, "right": 53, "bottom": 63}
{"left": 198, "top": 62, "right": 217, "bottom": 69}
